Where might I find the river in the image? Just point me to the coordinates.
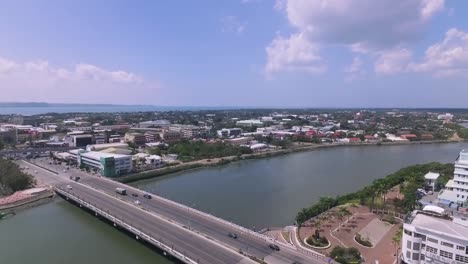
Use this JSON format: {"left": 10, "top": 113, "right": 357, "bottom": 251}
{"left": 132, "top": 142, "right": 468, "bottom": 229}
{"left": 1, "top": 142, "right": 468, "bottom": 264}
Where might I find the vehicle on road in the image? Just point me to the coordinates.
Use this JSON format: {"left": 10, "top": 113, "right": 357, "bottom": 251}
{"left": 134, "top": 200, "right": 141, "bottom": 205}
{"left": 66, "top": 185, "right": 72, "bottom": 190}
{"left": 143, "top": 194, "right": 152, "bottom": 199}
{"left": 269, "top": 244, "right": 280, "bottom": 251}
{"left": 116, "top": 187, "right": 127, "bottom": 195}
{"left": 227, "top": 233, "right": 238, "bottom": 239}
{"left": 132, "top": 193, "right": 139, "bottom": 197}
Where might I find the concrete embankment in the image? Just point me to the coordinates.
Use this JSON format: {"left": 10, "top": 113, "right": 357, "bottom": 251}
{"left": 0, "top": 189, "right": 55, "bottom": 213}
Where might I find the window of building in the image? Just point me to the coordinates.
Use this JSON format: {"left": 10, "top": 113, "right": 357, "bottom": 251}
{"left": 457, "top": 245, "right": 465, "bottom": 251}
{"left": 441, "top": 241, "right": 454, "bottom": 248}
{"left": 456, "top": 254, "right": 468, "bottom": 263}
{"left": 427, "top": 237, "right": 438, "bottom": 244}
{"left": 426, "top": 246, "right": 437, "bottom": 254}
{"left": 404, "top": 229, "right": 412, "bottom": 236}
{"left": 420, "top": 254, "right": 425, "bottom": 261}
{"left": 413, "top": 243, "right": 420, "bottom": 251}
{"left": 406, "top": 251, "right": 411, "bottom": 259}
{"left": 414, "top": 233, "right": 426, "bottom": 241}
{"left": 440, "top": 250, "right": 453, "bottom": 259}
{"left": 412, "top": 253, "right": 419, "bottom": 260}
{"left": 407, "top": 241, "right": 412, "bottom": 249}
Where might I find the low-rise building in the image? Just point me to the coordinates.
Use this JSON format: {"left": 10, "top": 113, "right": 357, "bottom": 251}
{"left": 65, "top": 134, "right": 93, "bottom": 147}
{"left": 424, "top": 172, "right": 440, "bottom": 192}
{"left": 160, "top": 131, "right": 182, "bottom": 144}
{"left": 236, "top": 120, "right": 263, "bottom": 127}
{"left": 402, "top": 208, "right": 468, "bottom": 264}
{"left": 144, "top": 131, "right": 162, "bottom": 143}
{"left": 86, "top": 143, "right": 129, "bottom": 152}
{"left": 79, "top": 151, "right": 132, "bottom": 177}
{"left": 124, "top": 132, "right": 146, "bottom": 146}
{"left": 225, "top": 136, "right": 253, "bottom": 146}
{"left": 139, "top": 120, "right": 171, "bottom": 128}
{"left": 169, "top": 124, "right": 209, "bottom": 139}
{"left": 217, "top": 128, "right": 243, "bottom": 138}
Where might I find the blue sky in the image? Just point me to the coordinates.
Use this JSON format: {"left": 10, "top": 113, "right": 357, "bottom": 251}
{"left": 1, "top": 0, "right": 468, "bottom": 108}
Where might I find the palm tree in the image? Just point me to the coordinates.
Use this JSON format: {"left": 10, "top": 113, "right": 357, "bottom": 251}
{"left": 336, "top": 211, "right": 344, "bottom": 228}
{"left": 339, "top": 207, "right": 352, "bottom": 222}
{"left": 392, "top": 228, "right": 403, "bottom": 263}
{"left": 313, "top": 219, "right": 322, "bottom": 239}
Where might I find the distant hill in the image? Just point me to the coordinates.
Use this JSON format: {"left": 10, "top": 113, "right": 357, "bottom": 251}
{"left": 0, "top": 102, "right": 139, "bottom": 108}
{"left": 0, "top": 102, "right": 49, "bottom": 107}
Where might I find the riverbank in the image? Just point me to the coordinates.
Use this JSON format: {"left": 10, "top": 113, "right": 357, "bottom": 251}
{"left": 0, "top": 188, "right": 55, "bottom": 214}
{"left": 118, "top": 139, "right": 465, "bottom": 184}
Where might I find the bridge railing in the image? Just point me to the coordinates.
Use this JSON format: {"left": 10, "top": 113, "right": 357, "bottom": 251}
{"left": 55, "top": 187, "right": 199, "bottom": 264}
{"left": 102, "top": 175, "right": 323, "bottom": 255}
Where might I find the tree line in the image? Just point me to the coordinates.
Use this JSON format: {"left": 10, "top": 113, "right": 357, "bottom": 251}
{"left": 296, "top": 162, "right": 453, "bottom": 225}
{"left": 166, "top": 140, "right": 253, "bottom": 162}
{"left": 0, "top": 159, "right": 35, "bottom": 197}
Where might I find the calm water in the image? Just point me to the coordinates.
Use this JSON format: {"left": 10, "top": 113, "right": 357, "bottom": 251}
{"left": 0, "top": 105, "right": 236, "bottom": 115}
{"left": 133, "top": 142, "right": 468, "bottom": 229}
{"left": 0, "top": 199, "right": 172, "bottom": 264}
{"left": 2, "top": 142, "right": 468, "bottom": 263}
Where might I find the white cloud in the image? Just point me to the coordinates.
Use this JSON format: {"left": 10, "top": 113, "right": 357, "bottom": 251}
{"left": 264, "top": 32, "right": 326, "bottom": 77}
{"left": 0, "top": 56, "right": 150, "bottom": 104}
{"left": 345, "top": 57, "right": 365, "bottom": 81}
{"left": 265, "top": 0, "right": 445, "bottom": 76}
{"left": 409, "top": 28, "right": 468, "bottom": 78}
{"left": 0, "top": 58, "right": 142, "bottom": 83}
{"left": 374, "top": 48, "right": 412, "bottom": 75}
{"left": 420, "top": 0, "right": 445, "bottom": 20}
{"left": 221, "top": 16, "right": 246, "bottom": 34}
{"left": 282, "top": 0, "right": 445, "bottom": 48}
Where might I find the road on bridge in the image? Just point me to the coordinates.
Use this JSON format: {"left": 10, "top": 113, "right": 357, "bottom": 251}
{"left": 22, "top": 158, "right": 325, "bottom": 264}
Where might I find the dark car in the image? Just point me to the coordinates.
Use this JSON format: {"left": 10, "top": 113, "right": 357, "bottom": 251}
{"left": 227, "top": 233, "right": 238, "bottom": 239}
{"left": 132, "top": 193, "right": 139, "bottom": 197}
{"left": 143, "top": 194, "right": 152, "bottom": 199}
{"left": 269, "top": 244, "right": 280, "bottom": 251}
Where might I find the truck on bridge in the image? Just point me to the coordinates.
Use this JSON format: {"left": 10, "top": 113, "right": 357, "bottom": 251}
{"left": 116, "top": 187, "right": 127, "bottom": 195}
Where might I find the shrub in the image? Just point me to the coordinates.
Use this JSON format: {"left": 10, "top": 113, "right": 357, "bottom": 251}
{"left": 355, "top": 234, "right": 373, "bottom": 247}
{"left": 330, "top": 246, "right": 362, "bottom": 264}
{"left": 306, "top": 235, "right": 329, "bottom": 247}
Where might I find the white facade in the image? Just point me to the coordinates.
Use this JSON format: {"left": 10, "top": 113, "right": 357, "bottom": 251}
{"left": 236, "top": 120, "right": 263, "bottom": 127}
{"left": 438, "top": 150, "right": 468, "bottom": 206}
{"left": 79, "top": 151, "right": 132, "bottom": 176}
{"left": 425, "top": 172, "right": 440, "bottom": 192}
{"left": 402, "top": 210, "right": 468, "bottom": 264}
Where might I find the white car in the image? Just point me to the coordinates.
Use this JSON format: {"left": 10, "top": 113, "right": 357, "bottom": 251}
{"left": 134, "top": 200, "right": 141, "bottom": 205}
{"left": 66, "top": 185, "right": 72, "bottom": 190}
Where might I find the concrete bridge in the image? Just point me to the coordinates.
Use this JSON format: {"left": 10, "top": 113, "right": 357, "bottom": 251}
{"left": 20, "top": 159, "right": 327, "bottom": 264}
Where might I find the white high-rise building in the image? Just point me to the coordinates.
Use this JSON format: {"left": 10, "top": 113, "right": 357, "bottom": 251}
{"left": 437, "top": 150, "right": 468, "bottom": 206}
{"left": 402, "top": 207, "right": 468, "bottom": 264}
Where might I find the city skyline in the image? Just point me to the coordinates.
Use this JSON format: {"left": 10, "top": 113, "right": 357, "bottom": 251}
{"left": 1, "top": 0, "right": 468, "bottom": 108}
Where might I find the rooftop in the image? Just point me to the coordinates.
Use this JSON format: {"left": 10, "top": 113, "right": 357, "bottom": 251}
{"left": 424, "top": 172, "right": 440, "bottom": 180}
{"left": 409, "top": 212, "right": 468, "bottom": 240}
{"left": 81, "top": 151, "right": 130, "bottom": 160}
